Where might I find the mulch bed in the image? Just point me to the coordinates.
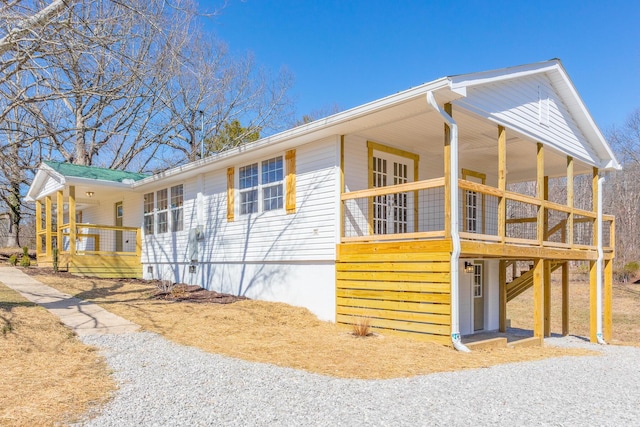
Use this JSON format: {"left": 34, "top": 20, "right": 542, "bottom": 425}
{"left": 20, "top": 267, "right": 247, "bottom": 304}
{"left": 153, "top": 284, "right": 248, "bottom": 304}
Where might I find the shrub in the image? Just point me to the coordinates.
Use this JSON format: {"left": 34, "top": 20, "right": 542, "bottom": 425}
{"left": 8, "top": 255, "right": 17, "bottom": 266}
{"left": 352, "top": 316, "right": 372, "bottom": 337}
{"left": 20, "top": 246, "right": 30, "bottom": 268}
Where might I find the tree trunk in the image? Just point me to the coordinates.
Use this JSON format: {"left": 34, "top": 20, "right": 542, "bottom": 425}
{"left": 5, "top": 183, "right": 21, "bottom": 248}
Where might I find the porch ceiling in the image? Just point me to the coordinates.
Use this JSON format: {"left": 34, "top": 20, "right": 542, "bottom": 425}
{"left": 350, "top": 101, "right": 595, "bottom": 184}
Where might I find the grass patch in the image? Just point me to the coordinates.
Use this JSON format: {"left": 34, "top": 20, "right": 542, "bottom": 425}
{"left": 28, "top": 272, "right": 600, "bottom": 380}
{"left": 0, "top": 279, "right": 115, "bottom": 426}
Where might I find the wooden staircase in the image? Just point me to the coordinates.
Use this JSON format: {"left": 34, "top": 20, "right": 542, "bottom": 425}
{"left": 506, "top": 261, "right": 562, "bottom": 302}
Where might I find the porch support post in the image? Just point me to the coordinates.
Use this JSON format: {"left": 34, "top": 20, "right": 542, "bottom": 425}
{"left": 443, "top": 103, "right": 452, "bottom": 238}
{"left": 340, "top": 135, "right": 345, "bottom": 240}
{"left": 593, "top": 167, "right": 599, "bottom": 247}
{"left": 544, "top": 259, "right": 551, "bottom": 337}
{"left": 56, "top": 190, "right": 64, "bottom": 253}
{"left": 604, "top": 258, "right": 613, "bottom": 342}
{"left": 136, "top": 227, "right": 142, "bottom": 259}
{"left": 35, "top": 200, "right": 42, "bottom": 255}
{"left": 543, "top": 176, "right": 549, "bottom": 240}
{"left": 567, "top": 157, "right": 574, "bottom": 247}
{"left": 69, "top": 185, "right": 77, "bottom": 256}
{"left": 497, "top": 125, "right": 506, "bottom": 243}
{"left": 367, "top": 142, "right": 373, "bottom": 236}
{"left": 533, "top": 258, "right": 544, "bottom": 339}
{"left": 536, "top": 143, "right": 544, "bottom": 246}
{"left": 562, "top": 261, "right": 569, "bottom": 336}
{"left": 499, "top": 260, "right": 507, "bottom": 332}
{"left": 45, "top": 195, "right": 52, "bottom": 258}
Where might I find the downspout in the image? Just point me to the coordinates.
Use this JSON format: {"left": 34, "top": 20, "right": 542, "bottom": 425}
{"left": 426, "top": 91, "right": 470, "bottom": 352}
{"left": 596, "top": 176, "right": 606, "bottom": 344}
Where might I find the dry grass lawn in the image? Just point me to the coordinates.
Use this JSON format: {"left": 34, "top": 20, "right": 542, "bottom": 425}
{"left": 0, "top": 280, "right": 115, "bottom": 427}
{"left": 28, "top": 271, "right": 600, "bottom": 380}
{"left": 508, "top": 273, "right": 640, "bottom": 346}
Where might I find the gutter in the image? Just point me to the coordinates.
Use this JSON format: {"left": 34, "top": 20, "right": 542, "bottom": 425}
{"left": 596, "top": 176, "right": 606, "bottom": 344}
{"left": 426, "top": 91, "right": 470, "bottom": 352}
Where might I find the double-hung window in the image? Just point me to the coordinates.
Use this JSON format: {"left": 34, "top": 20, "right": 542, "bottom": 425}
{"left": 239, "top": 163, "right": 258, "bottom": 214}
{"left": 156, "top": 189, "right": 168, "bottom": 233}
{"left": 238, "top": 156, "right": 283, "bottom": 215}
{"left": 143, "top": 185, "right": 183, "bottom": 235}
{"left": 170, "top": 184, "right": 183, "bottom": 232}
{"left": 261, "top": 157, "right": 283, "bottom": 211}
{"left": 143, "top": 192, "right": 154, "bottom": 235}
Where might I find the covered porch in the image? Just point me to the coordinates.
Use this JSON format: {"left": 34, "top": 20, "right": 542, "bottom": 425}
{"left": 34, "top": 185, "right": 142, "bottom": 278}
{"left": 27, "top": 161, "right": 146, "bottom": 278}
{"left": 335, "top": 94, "right": 616, "bottom": 346}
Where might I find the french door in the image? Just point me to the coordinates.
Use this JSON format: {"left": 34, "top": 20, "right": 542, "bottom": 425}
{"left": 372, "top": 154, "right": 411, "bottom": 235}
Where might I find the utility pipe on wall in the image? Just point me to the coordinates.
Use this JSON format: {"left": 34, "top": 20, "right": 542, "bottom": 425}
{"left": 426, "top": 91, "right": 470, "bottom": 352}
{"left": 596, "top": 176, "right": 606, "bottom": 344}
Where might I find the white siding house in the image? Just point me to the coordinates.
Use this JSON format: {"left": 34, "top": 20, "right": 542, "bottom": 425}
{"left": 27, "top": 59, "right": 620, "bottom": 346}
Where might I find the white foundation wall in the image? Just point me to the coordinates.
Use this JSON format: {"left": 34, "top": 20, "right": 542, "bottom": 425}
{"left": 145, "top": 261, "right": 336, "bottom": 321}
{"left": 458, "top": 259, "right": 499, "bottom": 335}
{"left": 141, "top": 137, "right": 340, "bottom": 320}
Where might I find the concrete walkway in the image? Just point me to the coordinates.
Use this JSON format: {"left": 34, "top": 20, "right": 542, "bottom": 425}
{"left": 0, "top": 267, "right": 139, "bottom": 335}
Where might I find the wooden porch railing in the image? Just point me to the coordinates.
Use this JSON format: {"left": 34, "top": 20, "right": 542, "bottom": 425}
{"left": 37, "top": 223, "right": 141, "bottom": 258}
{"left": 340, "top": 177, "right": 613, "bottom": 253}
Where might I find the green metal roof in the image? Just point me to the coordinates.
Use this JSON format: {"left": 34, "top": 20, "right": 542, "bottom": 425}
{"left": 43, "top": 161, "right": 149, "bottom": 183}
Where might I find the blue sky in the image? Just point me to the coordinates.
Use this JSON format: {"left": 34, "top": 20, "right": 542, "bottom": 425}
{"left": 204, "top": 0, "right": 639, "bottom": 132}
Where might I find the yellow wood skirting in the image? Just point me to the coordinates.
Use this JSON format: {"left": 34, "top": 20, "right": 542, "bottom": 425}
{"left": 337, "top": 241, "right": 451, "bottom": 345}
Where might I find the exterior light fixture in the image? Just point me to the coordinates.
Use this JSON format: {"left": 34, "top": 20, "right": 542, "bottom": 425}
{"left": 86, "top": 191, "right": 94, "bottom": 197}
{"left": 464, "top": 261, "right": 474, "bottom": 273}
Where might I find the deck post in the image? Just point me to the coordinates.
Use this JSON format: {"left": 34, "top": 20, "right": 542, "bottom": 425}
{"left": 340, "top": 135, "right": 345, "bottom": 240}
{"left": 35, "top": 200, "right": 42, "bottom": 256}
{"left": 562, "top": 261, "right": 569, "bottom": 336}
{"left": 567, "top": 157, "right": 574, "bottom": 247}
{"left": 533, "top": 258, "right": 544, "bottom": 339}
{"left": 366, "top": 142, "right": 374, "bottom": 236}
{"left": 536, "top": 143, "right": 544, "bottom": 246}
{"left": 443, "top": 103, "right": 452, "bottom": 238}
{"left": 499, "top": 260, "right": 507, "bottom": 332}
{"left": 604, "top": 258, "right": 613, "bottom": 342}
{"left": 45, "top": 195, "right": 52, "bottom": 258}
{"left": 543, "top": 176, "right": 549, "bottom": 241}
{"left": 56, "top": 190, "right": 64, "bottom": 253}
{"left": 497, "top": 125, "right": 506, "bottom": 243}
{"left": 69, "top": 185, "right": 77, "bottom": 256}
{"left": 544, "top": 259, "right": 551, "bottom": 337}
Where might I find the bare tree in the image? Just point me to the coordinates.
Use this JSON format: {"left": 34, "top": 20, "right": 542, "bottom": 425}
{"left": 0, "top": 0, "right": 197, "bottom": 246}
{"left": 159, "top": 33, "right": 294, "bottom": 163}
{"left": 0, "top": 1, "right": 294, "bottom": 246}
{"left": 605, "top": 108, "right": 640, "bottom": 270}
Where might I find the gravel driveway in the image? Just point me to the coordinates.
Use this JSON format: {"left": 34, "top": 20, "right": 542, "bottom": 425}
{"left": 77, "top": 332, "right": 640, "bottom": 426}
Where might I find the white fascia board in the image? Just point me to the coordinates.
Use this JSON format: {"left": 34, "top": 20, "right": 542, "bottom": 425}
{"left": 449, "top": 60, "right": 560, "bottom": 91}
{"left": 133, "top": 78, "right": 451, "bottom": 190}
{"left": 551, "top": 62, "right": 621, "bottom": 171}
{"left": 64, "top": 176, "right": 134, "bottom": 189}
{"left": 451, "top": 59, "right": 621, "bottom": 171}
{"left": 25, "top": 166, "right": 64, "bottom": 201}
